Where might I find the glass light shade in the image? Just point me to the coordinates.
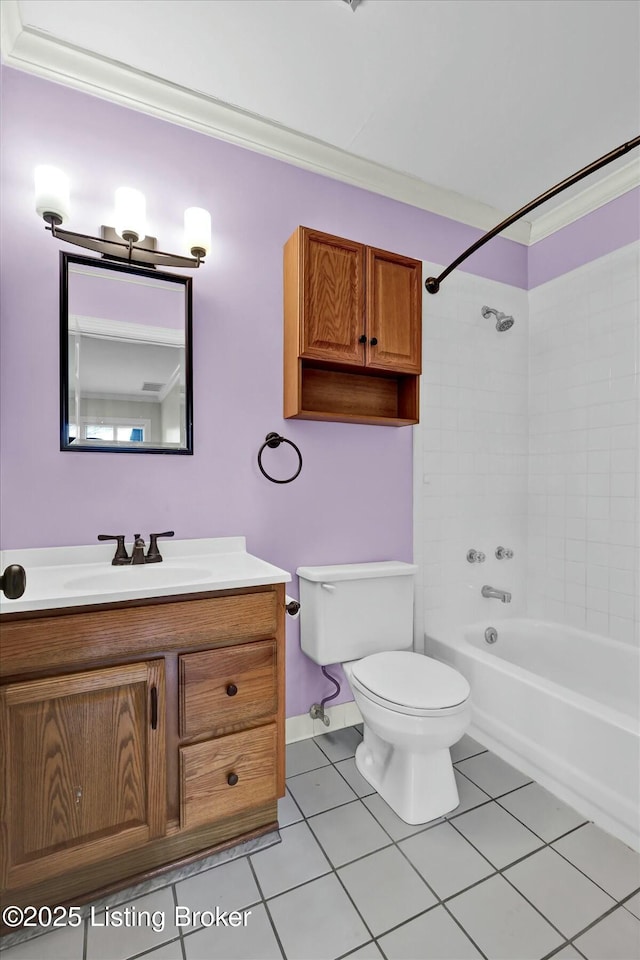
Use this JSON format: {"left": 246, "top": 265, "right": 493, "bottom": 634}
{"left": 34, "top": 166, "right": 70, "bottom": 223}
{"left": 184, "top": 207, "right": 211, "bottom": 256}
{"left": 114, "top": 187, "right": 146, "bottom": 242}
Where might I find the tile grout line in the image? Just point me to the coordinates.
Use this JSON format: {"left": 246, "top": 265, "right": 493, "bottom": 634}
{"left": 245, "top": 855, "right": 287, "bottom": 960}
{"left": 170, "top": 882, "right": 187, "bottom": 960}
{"left": 563, "top": 898, "right": 640, "bottom": 955}
{"left": 82, "top": 913, "right": 88, "bottom": 960}
{"left": 281, "top": 784, "right": 307, "bottom": 825}
{"left": 282, "top": 751, "right": 467, "bottom": 959}
{"left": 283, "top": 745, "right": 606, "bottom": 958}
{"left": 334, "top": 941, "right": 382, "bottom": 960}
{"left": 438, "top": 901, "right": 491, "bottom": 960}
{"left": 193, "top": 738, "right": 637, "bottom": 959}
{"left": 21, "top": 732, "right": 634, "bottom": 960}
{"left": 443, "top": 814, "right": 629, "bottom": 955}
{"left": 548, "top": 831, "right": 640, "bottom": 902}
{"left": 387, "top": 824, "right": 492, "bottom": 960}
{"left": 308, "top": 761, "right": 495, "bottom": 960}
{"left": 446, "top": 812, "right": 567, "bottom": 925}
{"left": 274, "top": 797, "right": 382, "bottom": 950}
{"left": 128, "top": 935, "right": 185, "bottom": 960}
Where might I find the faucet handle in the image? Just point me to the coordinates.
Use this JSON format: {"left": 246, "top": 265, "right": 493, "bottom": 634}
{"left": 466, "top": 549, "right": 486, "bottom": 563}
{"left": 98, "top": 533, "right": 131, "bottom": 567}
{"left": 98, "top": 534, "right": 130, "bottom": 565}
{"left": 496, "top": 546, "right": 514, "bottom": 559}
{"left": 146, "top": 530, "right": 175, "bottom": 563}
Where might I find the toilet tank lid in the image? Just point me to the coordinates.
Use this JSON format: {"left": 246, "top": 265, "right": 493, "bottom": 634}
{"left": 297, "top": 561, "right": 418, "bottom": 582}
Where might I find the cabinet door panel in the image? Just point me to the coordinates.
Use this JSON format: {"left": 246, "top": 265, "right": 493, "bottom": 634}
{"left": 180, "top": 640, "right": 276, "bottom": 739}
{"left": 301, "top": 230, "right": 365, "bottom": 364}
{"left": 180, "top": 724, "right": 277, "bottom": 830}
{"left": 366, "top": 249, "right": 422, "bottom": 374}
{"left": 1, "top": 661, "right": 165, "bottom": 890}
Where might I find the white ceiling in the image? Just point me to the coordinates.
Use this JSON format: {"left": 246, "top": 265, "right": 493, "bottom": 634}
{"left": 11, "top": 0, "right": 640, "bottom": 226}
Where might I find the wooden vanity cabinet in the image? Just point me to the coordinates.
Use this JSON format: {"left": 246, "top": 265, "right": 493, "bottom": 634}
{"left": 284, "top": 226, "right": 422, "bottom": 425}
{"left": 0, "top": 583, "right": 285, "bottom": 916}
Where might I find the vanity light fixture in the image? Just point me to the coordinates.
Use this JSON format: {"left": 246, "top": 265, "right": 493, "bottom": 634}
{"left": 34, "top": 166, "right": 211, "bottom": 269}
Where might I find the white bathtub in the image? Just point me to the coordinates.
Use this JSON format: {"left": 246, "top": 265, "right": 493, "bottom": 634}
{"left": 426, "top": 618, "right": 640, "bottom": 851}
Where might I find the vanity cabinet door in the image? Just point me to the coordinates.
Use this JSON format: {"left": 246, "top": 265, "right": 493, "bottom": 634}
{"left": 0, "top": 661, "right": 166, "bottom": 891}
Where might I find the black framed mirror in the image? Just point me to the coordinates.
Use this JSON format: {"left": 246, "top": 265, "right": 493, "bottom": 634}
{"left": 60, "top": 252, "right": 193, "bottom": 454}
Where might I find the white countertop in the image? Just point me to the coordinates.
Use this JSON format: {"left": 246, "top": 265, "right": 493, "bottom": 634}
{"left": 0, "top": 537, "right": 291, "bottom": 615}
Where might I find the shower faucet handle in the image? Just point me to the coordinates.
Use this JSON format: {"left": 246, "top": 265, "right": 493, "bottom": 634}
{"left": 466, "top": 549, "right": 486, "bottom": 563}
{"left": 495, "top": 546, "right": 514, "bottom": 559}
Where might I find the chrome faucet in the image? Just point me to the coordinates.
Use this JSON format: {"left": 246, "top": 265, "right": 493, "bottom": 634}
{"left": 482, "top": 585, "right": 512, "bottom": 603}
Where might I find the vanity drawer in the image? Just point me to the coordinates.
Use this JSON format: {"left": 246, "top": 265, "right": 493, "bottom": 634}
{"left": 180, "top": 724, "right": 277, "bottom": 829}
{"left": 179, "top": 639, "right": 277, "bottom": 738}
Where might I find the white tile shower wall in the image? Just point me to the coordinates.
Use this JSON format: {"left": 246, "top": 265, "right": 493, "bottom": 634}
{"left": 527, "top": 242, "right": 639, "bottom": 646}
{"left": 416, "top": 265, "right": 529, "bottom": 639}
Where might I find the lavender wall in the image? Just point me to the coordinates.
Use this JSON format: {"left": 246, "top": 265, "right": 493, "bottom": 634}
{"left": 528, "top": 187, "right": 640, "bottom": 288}
{"left": 0, "top": 68, "right": 528, "bottom": 717}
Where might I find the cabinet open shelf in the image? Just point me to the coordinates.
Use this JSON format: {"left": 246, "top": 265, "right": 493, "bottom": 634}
{"left": 291, "top": 360, "right": 419, "bottom": 426}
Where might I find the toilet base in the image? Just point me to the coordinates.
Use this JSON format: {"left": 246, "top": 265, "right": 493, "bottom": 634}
{"left": 355, "top": 730, "right": 460, "bottom": 825}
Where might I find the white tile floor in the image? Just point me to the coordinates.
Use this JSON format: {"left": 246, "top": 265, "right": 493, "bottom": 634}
{"left": 2, "top": 728, "right": 639, "bottom": 960}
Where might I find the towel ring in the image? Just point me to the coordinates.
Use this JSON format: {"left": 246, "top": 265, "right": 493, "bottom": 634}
{"left": 257, "top": 432, "right": 303, "bottom": 484}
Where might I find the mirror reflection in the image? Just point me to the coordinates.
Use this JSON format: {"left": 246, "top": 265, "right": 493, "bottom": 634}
{"left": 61, "top": 254, "right": 193, "bottom": 453}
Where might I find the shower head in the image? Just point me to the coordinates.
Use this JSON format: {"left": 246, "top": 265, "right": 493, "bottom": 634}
{"left": 481, "top": 305, "right": 514, "bottom": 332}
{"left": 496, "top": 315, "right": 514, "bottom": 332}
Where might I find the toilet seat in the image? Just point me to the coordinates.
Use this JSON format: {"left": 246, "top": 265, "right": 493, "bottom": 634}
{"left": 348, "top": 651, "right": 470, "bottom": 717}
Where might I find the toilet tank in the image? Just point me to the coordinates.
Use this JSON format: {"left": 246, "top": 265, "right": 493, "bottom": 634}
{"left": 296, "top": 561, "right": 418, "bottom": 666}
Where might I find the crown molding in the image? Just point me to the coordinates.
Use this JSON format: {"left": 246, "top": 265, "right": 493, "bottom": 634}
{"left": 529, "top": 157, "right": 640, "bottom": 244}
{"left": 1, "top": 2, "right": 530, "bottom": 244}
{"left": 69, "top": 314, "right": 184, "bottom": 347}
{"left": 0, "top": 0, "right": 21, "bottom": 52}
{"left": 3, "top": 1, "right": 636, "bottom": 248}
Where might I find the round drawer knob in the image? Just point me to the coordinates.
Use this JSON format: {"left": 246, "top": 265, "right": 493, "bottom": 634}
{"left": 358, "top": 334, "right": 367, "bottom": 344}
{"left": 227, "top": 772, "right": 239, "bottom": 786}
{"left": 226, "top": 683, "right": 238, "bottom": 697}
{"left": 370, "top": 337, "right": 378, "bottom": 346}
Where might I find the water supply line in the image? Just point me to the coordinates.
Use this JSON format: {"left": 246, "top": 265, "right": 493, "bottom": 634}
{"left": 424, "top": 135, "right": 640, "bottom": 295}
{"left": 283, "top": 595, "right": 342, "bottom": 727}
{"left": 310, "top": 667, "right": 342, "bottom": 727}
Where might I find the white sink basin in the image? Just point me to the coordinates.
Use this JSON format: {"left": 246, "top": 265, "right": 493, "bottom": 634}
{"left": 0, "top": 537, "right": 291, "bottom": 614}
{"left": 64, "top": 565, "right": 214, "bottom": 592}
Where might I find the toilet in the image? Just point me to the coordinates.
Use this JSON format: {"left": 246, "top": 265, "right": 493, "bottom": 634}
{"left": 297, "top": 561, "right": 471, "bottom": 824}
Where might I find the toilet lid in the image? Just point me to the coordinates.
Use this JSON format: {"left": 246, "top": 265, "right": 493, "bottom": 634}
{"left": 351, "top": 651, "right": 470, "bottom": 710}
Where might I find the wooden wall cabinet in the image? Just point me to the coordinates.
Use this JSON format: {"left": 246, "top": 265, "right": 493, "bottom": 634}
{"left": 284, "top": 226, "right": 422, "bottom": 426}
{"left": 0, "top": 584, "right": 285, "bottom": 916}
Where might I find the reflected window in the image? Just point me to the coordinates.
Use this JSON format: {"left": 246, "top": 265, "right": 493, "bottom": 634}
{"left": 74, "top": 419, "right": 149, "bottom": 443}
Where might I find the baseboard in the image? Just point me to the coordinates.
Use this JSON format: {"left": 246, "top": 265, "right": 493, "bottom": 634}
{"left": 286, "top": 700, "right": 363, "bottom": 743}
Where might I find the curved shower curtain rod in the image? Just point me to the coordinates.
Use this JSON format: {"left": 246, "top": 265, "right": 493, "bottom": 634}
{"left": 424, "top": 134, "right": 640, "bottom": 294}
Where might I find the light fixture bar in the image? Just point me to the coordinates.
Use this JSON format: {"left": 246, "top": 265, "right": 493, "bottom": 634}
{"left": 43, "top": 220, "right": 204, "bottom": 268}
